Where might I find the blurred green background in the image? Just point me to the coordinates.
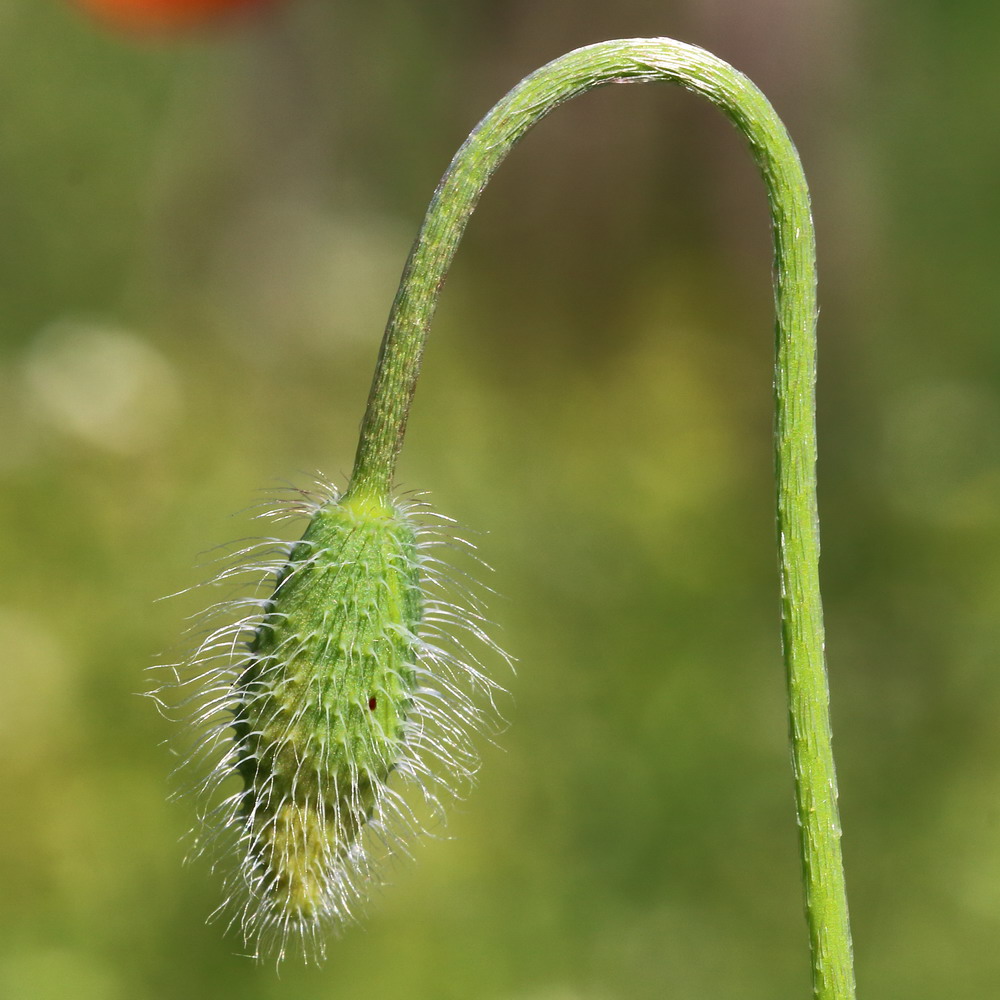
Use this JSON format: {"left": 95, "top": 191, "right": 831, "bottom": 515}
{"left": 3, "top": 0, "right": 1000, "bottom": 996}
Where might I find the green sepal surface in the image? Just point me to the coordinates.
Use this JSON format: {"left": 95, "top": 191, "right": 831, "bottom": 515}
{"left": 233, "top": 496, "right": 421, "bottom": 918}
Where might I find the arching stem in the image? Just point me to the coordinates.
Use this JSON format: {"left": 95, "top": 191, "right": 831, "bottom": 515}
{"left": 345, "top": 37, "right": 855, "bottom": 1000}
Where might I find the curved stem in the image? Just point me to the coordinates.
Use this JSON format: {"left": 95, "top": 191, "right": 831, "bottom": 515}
{"left": 346, "top": 37, "right": 855, "bottom": 999}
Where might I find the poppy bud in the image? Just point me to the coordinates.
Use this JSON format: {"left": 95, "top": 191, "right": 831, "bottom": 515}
{"left": 164, "top": 483, "right": 504, "bottom": 959}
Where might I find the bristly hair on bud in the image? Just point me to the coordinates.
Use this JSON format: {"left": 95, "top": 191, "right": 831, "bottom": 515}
{"left": 156, "top": 478, "right": 508, "bottom": 962}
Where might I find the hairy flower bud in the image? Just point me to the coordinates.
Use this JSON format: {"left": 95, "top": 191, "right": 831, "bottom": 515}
{"left": 162, "top": 482, "right": 505, "bottom": 961}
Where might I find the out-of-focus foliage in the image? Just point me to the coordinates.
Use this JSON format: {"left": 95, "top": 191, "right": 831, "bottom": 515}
{"left": 3, "top": 0, "right": 999, "bottom": 996}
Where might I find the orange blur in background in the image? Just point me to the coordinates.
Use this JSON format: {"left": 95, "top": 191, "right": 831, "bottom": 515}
{"left": 74, "top": 0, "right": 285, "bottom": 32}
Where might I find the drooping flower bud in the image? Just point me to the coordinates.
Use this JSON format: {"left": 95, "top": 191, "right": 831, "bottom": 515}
{"left": 165, "top": 482, "right": 504, "bottom": 960}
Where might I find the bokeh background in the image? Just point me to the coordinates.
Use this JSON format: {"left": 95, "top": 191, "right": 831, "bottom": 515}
{"left": 3, "top": 0, "right": 1000, "bottom": 997}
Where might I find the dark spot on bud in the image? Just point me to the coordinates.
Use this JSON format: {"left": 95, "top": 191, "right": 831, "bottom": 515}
{"left": 368, "top": 696, "right": 377, "bottom": 711}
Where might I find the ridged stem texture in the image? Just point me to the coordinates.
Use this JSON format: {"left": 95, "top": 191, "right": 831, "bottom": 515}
{"left": 348, "top": 37, "right": 855, "bottom": 999}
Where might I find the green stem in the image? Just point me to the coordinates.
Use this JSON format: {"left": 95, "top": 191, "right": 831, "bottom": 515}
{"left": 346, "top": 37, "right": 855, "bottom": 999}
